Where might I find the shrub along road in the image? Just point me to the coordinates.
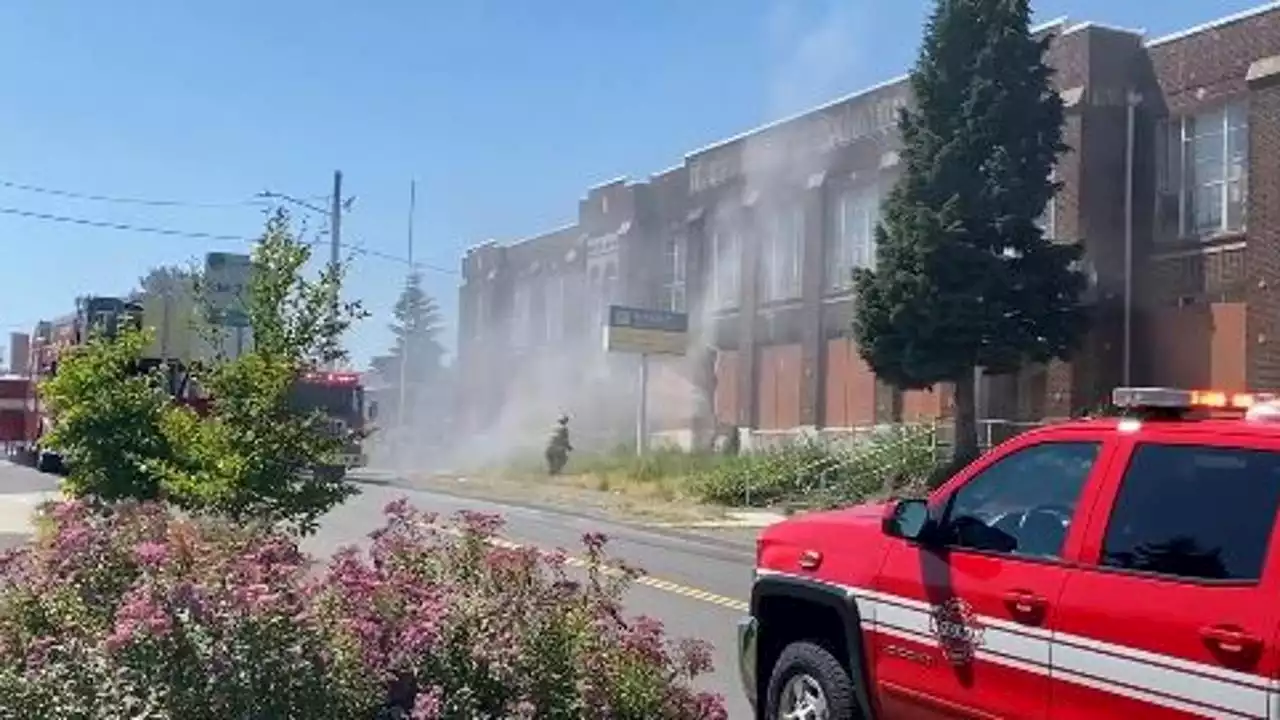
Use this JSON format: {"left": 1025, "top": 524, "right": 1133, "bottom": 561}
{"left": 0, "top": 461, "right": 757, "bottom": 718}
{"left": 312, "top": 479, "right": 757, "bottom": 719}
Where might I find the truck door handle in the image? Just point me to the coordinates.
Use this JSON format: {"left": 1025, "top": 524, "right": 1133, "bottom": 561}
{"left": 1200, "top": 625, "right": 1261, "bottom": 655}
{"left": 1002, "top": 590, "right": 1047, "bottom": 619}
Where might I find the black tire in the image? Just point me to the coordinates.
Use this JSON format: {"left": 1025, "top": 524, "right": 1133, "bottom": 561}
{"left": 316, "top": 465, "right": 347, "bottom": 483}
{"left": 35, "top": 452, "right": 56, "bottom": 474}
{"left": 764, "top": 641, "right": 859, "bottom": 720}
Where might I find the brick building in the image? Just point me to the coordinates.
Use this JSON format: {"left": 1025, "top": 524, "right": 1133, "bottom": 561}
{"left": 457, "top": 3, "right": 1280, "bottom": 447}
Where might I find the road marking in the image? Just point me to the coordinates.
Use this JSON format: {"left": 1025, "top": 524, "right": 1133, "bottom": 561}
{"left": 440, "top": 527, "right": 749, "bottom": 613}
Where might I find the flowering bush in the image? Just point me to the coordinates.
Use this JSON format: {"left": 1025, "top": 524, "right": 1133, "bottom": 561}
{"left": 0, "top": 498, "right": 726, "bottom": 720}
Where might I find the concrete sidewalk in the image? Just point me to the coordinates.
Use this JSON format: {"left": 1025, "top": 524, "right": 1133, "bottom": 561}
{"left": 0, "top": 490, "right": 60, "bottom": 535}
{"left": 646, "top": 510, "right": 790, "bottom": 529}
{"left": 0, "top": 461, "right": 64, "bottom": 536}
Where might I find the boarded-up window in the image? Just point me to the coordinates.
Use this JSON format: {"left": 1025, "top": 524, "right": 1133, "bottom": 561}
{"left": 902, "top": 386, "right": 945, "bottom": 422}
{"left": 647, "top": 356, "right": 694, "bottom": 431}
{"left": 714, "top": 350, "right": 739, "bottom": 426}
{"left": 1210, "top": 302, "right": 1246, "bottom": 391}
{"left": 1145, "top": 301, "right": 1245, "bottom": 392}
{"left": 823, "top": 338, "right": 876, "bottom": 427}
{"left": 758, "top": 344, "right": 803, "bottom": 430}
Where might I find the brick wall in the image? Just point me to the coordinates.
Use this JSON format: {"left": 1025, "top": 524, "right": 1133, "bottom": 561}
{"left": 457, "top": 6, "right": 1280, "bottom": 439}
{"left": 1247, "top": 61, "right": 1280, "bottom": 389}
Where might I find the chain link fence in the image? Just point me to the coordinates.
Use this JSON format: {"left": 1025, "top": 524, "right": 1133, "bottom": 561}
{"left": 709, "top": 417, "right": 1060, "bottom": 511}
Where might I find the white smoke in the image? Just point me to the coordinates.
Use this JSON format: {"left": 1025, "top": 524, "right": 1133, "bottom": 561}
{"left": 407, "top": 2, "right": 874, "bottom": 471}
{"left": 687, "top": 0, "right": 870, "bottom": 438}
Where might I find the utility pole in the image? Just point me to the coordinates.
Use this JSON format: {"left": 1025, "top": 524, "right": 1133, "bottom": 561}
{"left": 328, "top": 170, "right": 343, "bottom": 369}
{"left": 397, "top": 179, "right": 416, "bottom": 432}
{"left": 330, "top": 170, "right": 343, "bottom": 274}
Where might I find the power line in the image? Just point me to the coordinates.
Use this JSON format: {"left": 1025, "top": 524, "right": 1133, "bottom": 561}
{"left": 0, "top": 205, "right": 251, "bottom": 242}
{"left": 0, "top": 204, "right": 458, "bottom": 275}
{"left": 0, "top": 178, "right": 266, "bottom": 209}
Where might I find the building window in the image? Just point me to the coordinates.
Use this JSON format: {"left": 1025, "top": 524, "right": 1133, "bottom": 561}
{"left": 513, "top": 282, "right": 534, "bottom": 349}
{"left": 587, "top": 267, "right": 602, "bottom": 337}
{"left": 827, "top": 185, "right": 880, "bottom": 292}
{"left": 603, "top": 262, "right": 618, "bottom": 305}
{"left": 710, "top": 227, "right": 741, "bottom": 310}
{"left": 586, "top": 262, "right": 618, "bottom": 341}
{"left": 1158, "top": 102, "right": 1248, "bottom": 240}
{"left": 546, "top": 276, "right": 565, "bottom": 342}
{"left": 662, "top": 235, "right": 687, "bottom": 312}
{"left": 471, "top": 292, "right": 485, "bottom": 340}
{"left": 1034, "top": 169, "right": 1056, "bottom": 240}
{"left": 762, "top": 205, "right": 804, "bottom": 302}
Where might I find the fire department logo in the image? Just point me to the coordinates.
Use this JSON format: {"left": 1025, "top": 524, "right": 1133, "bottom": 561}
{"left": 928, "top": 598, "right": 986, "bottom": 665}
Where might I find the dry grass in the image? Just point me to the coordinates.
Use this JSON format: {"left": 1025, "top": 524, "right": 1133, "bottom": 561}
{"left": 408, "top": 448, "right": 732, "bottom": 525}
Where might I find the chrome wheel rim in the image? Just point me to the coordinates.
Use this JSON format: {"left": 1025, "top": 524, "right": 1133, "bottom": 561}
{"left": 780, "top": 673, "right": 828, "bottom": 720}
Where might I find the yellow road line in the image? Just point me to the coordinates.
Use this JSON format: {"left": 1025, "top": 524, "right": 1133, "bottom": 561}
{"left": 437, "top": 526, "right": 749, "bottom": 613}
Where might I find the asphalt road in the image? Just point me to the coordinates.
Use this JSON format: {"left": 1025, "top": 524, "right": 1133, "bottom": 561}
{"left": 0, "top": 462, "right": 758, "bottom": 718}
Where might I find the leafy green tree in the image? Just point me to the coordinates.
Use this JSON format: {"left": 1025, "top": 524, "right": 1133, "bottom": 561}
{"left": 40, "top": 327, "right": 178, "bottom": 502}
{"left": 852, "top": 0, "right": 1087, "bottom": 462}
{"left": 42, "top": 208, "right": 368, "bottom": 534}
{"left": 137, "top": 265, "right": 196, "bottom": 298}
{"left": 181, "top": 208, "right": 369, "bottom": 532}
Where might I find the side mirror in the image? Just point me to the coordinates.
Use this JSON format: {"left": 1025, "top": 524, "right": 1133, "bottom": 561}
{"left": 368, "top": 401, "right": 379, "bottom": 420}
{"left": 882, "top": 499, "right": 933, "bottom": 542}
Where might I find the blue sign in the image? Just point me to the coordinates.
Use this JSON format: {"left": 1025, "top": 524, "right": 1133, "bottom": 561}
{"left": 608, "top": 305, "right": 689, "bottom": 333}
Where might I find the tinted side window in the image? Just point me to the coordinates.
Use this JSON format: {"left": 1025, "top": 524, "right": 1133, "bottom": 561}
{"left": 1101, "top": 444, "right": 1280, "bottom": 582}
{"left": 943, "top": 442, "right": 1100, "bottom": 559}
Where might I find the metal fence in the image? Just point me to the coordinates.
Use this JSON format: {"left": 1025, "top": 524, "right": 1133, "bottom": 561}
{"left": 739, "top": 417, "right": 1053, "bottom": 455}
{"left": 730, "top": 417, "right": 1066, "bottom": 510}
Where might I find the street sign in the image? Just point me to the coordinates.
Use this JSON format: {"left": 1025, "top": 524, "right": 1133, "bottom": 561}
{"left": 603, "top": 305, "right": 689, "bottom": 458}
{"left": 603, "top": 305, "right": 688, "bottom": 356}
{"left": 204, "top": 252, "right": 252, "bottom": 328}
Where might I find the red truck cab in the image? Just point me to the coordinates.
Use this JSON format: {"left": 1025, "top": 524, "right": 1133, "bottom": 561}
{"left": 740, "top": 387, "right": 1280, "bottom": 719}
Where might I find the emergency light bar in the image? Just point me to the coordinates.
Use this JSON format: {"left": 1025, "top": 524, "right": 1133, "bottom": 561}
{"left": 299, "top": 371, "right": 361, "bottom": 386}
{"left": 1111, "top": 386, "right": 1280, "bottom": 418}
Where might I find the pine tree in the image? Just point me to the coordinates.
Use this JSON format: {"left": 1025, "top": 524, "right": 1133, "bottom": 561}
{"left": 387, "top": 271, "right": 445, "bottom": 422}
{"left": 852, "top": 0, "right": 1088, "bottom": 462}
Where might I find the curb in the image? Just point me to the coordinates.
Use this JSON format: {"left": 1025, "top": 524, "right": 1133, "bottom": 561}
{"left": 346, "top": 474, "right": 760, "bottom": 553}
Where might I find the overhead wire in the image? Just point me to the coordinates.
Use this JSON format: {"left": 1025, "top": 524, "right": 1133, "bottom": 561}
{"left": 0, "top": 178, "right": 267, "bottom": 209}
{"left": 0, "top": 204, "right": 458, "bottom": 275}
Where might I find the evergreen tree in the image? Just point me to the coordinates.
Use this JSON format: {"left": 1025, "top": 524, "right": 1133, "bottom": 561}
{"left": 386, "top": 271, "right": 445, "bottom": 422}
{"left": 137, "top": 265, "right": 195, "bottom": 298}
{"left": 852, "top": 0, "right": 1088, "bottom": 462}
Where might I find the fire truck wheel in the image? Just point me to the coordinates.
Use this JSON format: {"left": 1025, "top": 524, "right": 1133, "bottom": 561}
{"left": 764, "top": 641, "right": 859, "bottom": 720}
{"left": 35, "top": 452, "right": 56, "bottom": 474}
{"left": 316, "top": 465, "right": 346, "bottom": 483}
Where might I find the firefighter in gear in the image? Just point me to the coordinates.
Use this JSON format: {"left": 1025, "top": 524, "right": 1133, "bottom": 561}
{"left": 545, "top": 415, "right": 573, "bottom": 475}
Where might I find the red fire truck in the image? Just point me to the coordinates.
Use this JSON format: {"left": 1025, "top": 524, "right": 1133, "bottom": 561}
{"left": 22, "top": 295, "right": 375, "bottom": 476}
{"left": 739, "top": 386, "right": 1280, "bottom": 719}
{"left": 0, "top": 374, "right": 37, "bottom": 462}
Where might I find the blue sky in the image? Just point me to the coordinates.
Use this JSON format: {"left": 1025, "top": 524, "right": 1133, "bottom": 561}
{"left": 0, "top": 0, "right": 1262, "bottom": 368}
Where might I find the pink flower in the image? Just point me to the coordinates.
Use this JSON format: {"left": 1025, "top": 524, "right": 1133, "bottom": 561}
{"left": 108, "top": 585, "right": 172, "bottom": 650}
{"left": 384, "top": 497, "right": 413, "bottom": 521}
{"left": 0, "top": 499, "right": 729, "bottom": 719}
{"left": 454, "top": 509, "right": 504, "bottom": 538}
{"left": 621, "top": 615, "right": 669, "bottom": 666}
{"left": 24, "top": 636, "right": 57, "bottom": 670}
{"left": 674, "top": 637, "right": 716, "bottom": 676}
{"left": 133, "top": 540, "right": 169, "bottom": 569}
{"left": 410, "top": 686, "right": 443, "bottom": 720}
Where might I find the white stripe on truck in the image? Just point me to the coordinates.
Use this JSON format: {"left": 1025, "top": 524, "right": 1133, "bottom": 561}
{"left": 757, "top": 569, "right": 1272, "bottom": 718}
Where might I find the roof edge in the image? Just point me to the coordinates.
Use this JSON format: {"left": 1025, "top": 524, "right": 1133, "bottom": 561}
{"left": 684, "top": 73, "right": 910, "bottom": 160}
{"left": 1147, "top": 1, "right": 1280, "bottom": 48}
